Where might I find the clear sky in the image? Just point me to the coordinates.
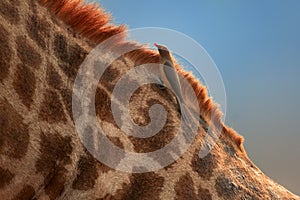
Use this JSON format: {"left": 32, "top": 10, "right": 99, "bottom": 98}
{"left": 95, "top": 0, "right": 300, "bottom": 194}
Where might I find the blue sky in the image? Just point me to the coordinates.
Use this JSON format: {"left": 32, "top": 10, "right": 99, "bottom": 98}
{"left": 95, "top": 0, "right": 300, "bottom": 194}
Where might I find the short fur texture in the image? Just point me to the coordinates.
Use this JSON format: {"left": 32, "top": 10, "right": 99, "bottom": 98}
{"left": 38, "top": 0, "right": 245, "bottom": 153}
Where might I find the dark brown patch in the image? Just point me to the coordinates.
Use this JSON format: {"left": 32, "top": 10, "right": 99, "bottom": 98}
{"left": 107, "top": 136, "right": 124, "bottom": 149}
{"left": 175, "top": 173, "right": 212, "bottom": 200}
{"left": 44, "top": 166, "right": 68, "bottom": 200}
{"left": 26, "top": 14, "right": 50, "bottom": 48}
{"left": 12, "top": 185, "right": 35, "bottom": 200}
{"left": 99, "top": 65, "right": 121, "bottom": 92}
{"left": 0, "top": 24, "right": 11, "bottom": 82}
{"left": 191, "top": 152, "right": 218, "bottom": 180}
{"left": 197, "top": 186, "right": 212, "bottom": 200}
{"left": 53, "top": 34, "right": 68, "bottom": 63}
{"left": 98, "top": 137, "right": 126, "bottom": 170}
{"left": 72, "top": 153, "right": 100, "bottom": 190}
{"left": 36, "top": 132, "right": 73, "bottom": 174}
{"left": 79, "top": 126, "right": 124, "bottom": 171}
{"left": 47, "top": 64, "right": 63, "bottom": 90}
{"left": 95, "top": 87, "right": 117, "bottom": 126}
{"left": 35, "top": 132, "right": 73, "bottom": 199}
{"left": 152, "top": 83, "right": 181, "bottom": 113}
{"left": 175, "top": 174, "right": 212, "bottom": 200}
{"left": 127, "top": 98, "right": 178, "bottom": 153}
{"left": 129, "top": 88, "right": 153, "bottom": 126}
{"left": 175, "top": 173, "right": 196, "bottom": 200}
{"left": 53, "top": 34, "right": 87, "bottom": 80}
{"left": 222, "top": 140, "right": 236, "bottom": 157}
{"left": 0, "top": 99, "right": 29, "bottom": 159}
{"left": 124, "top": 87, "right": 182, "bottom": 168}
{"left": 106, "top": 71, "right": 141, "bottom": 103}
{"left": 215, "top": 175, "right": 241, "bottom": 199}
{"left": 68, "top": 44, "right": 88, "bottom": 68}
{"left": 13, "top": 63, "right": 36, "bottom": 108}
{"left": 0, "top": 1, "right": 20, "bottom": 24}
{"left": 0, "top": 167, "right": 14, "bottom": 188}
{"left": 39, "top": 89, "right": 67, "bottom": 123}
{"left": 124, "top": 172, "right": 164, "bottom": 200}
{"left": 128, "top": 125, "right": 175, "bottom": 153}
{"left": 221, "top": 139, "right": 237, "bottom": 166}
{"left": 16, "top": 36, "right": 42, "bottom": 69}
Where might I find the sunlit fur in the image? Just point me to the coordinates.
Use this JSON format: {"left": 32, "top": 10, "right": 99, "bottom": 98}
{"left": 38, "top": 0, "right": 245, "bottom": 153}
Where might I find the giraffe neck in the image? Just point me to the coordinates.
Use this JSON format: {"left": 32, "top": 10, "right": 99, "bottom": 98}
{"left": 0, "top": 0, "right": 298, "bottom": 199}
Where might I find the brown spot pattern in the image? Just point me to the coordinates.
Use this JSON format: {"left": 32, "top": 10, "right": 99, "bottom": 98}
{"left": 128, "top": 125, "right": 175, "bottom": 153}
{"left": 98, "top": 138, "right": 126, "bottom": 170}
{"left": 26, "top": 14, "right": 50, "bottom": 48}
{"left": 197, "top": 186, "right": 212, "bottom": 200}
{"left": 0, "top": 24, "right": 11, "bottom": 82}
{"left": 215, "top": 175, "right": 241, "bottom": 199}
{"left": 36, "top": 132, "right": 73, "bottom": 174}
{"left": 0, "top": 1, "right": 20, "bottom": 24}
{"left": 16, "top": 36, "right": 42, "bottom": 69}
{"left": 44, "top": 166, "right": 68, "bottom": 199}
{"left": 232, "top": 168, "right": 258, "bottom": 193}
{"left": 230, "top": 168, "right": 262, "bottom": 199}
{"left": 191, "top": 152, "right": 218, "bottom": 180}
{"left": 175, "top": 173, "right": 196, "bottom": 200}
{"left": 95, "top": 87, "right": 116, "bottom": 126}
{"left": 99, "top": 65, "right": 121, "bottom": 91}
{"left": 128, "top": 98, "right": 177, "bottom": 153}
{"left": 39, "top": 89, "right": 66, "bottom": 123}
{"left": 175, "top": 173, "right": 212, "bottom": 200}
{"left": 35, "top": 132, "right": 73, "bottom": 199}
{"left": 12, "top": 185, "right": 35, "bottom": 200}
{"left": 53, "top": 34, "right": 68, "bottom": 63}
{"left": 107, "top": 136, "right": 124, "bottom": 149}
{"left": 0, "top": 167, "right": 14, "bottom": 188}
{"left": 36, "top": 133, "right": 73, "bottom": 172}
{"left": 72, "top": 153, "right": 99, "bottom": 190}
{"left": 124, "top": 172, "right": 165, "bottom": 200}
{"left": 222, "top": 140, "right": 236, "bottom": 157}
{"left": 78, "top": 131, "right": 125, "bottom": 172}
{"left": 47, "top": 65, "right": 63, "bottom": 90}
{"left": 0, "top": 99, "right": 29, "bottom": 159}
{"left": 53, "top": 34, "right": 86, "bottom": 80}
{"left": 13, "top": 64, "right": 36, "bottom": 108}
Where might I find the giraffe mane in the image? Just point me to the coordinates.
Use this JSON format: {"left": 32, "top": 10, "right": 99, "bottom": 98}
{"left": 38, "top": 0, "right": 246, "bottom": 154}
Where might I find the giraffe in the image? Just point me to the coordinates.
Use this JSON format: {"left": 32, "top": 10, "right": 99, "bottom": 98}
{"left": 0, "top": 0, "right": 299, "bottom": 199}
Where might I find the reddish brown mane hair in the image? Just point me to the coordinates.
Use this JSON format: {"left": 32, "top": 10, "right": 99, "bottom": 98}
{"left": 38, "top": 0, "right": 245, "bottom": 153}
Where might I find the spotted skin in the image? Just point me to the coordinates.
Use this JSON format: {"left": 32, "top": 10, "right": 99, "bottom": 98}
{"left": 0, "top": 0, "right": 298, "bottom": 199}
